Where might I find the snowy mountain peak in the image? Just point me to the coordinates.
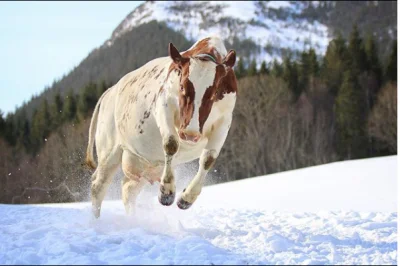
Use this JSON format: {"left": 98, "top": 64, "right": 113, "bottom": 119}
{"left": 108, "top": 1, "right": 332, "bottom": 64}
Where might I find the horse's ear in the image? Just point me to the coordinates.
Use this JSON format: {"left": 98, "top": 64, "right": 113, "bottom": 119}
{"left": 169, "top": 43, "right": 182, "bottom": 64}
{"left": 223, "top": 50, "right": 236, "bottom": 69}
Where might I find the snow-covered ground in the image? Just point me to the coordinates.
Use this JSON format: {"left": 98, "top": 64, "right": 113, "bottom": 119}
{"left": 0, "top": 156, "right": 397, "bottom": 265}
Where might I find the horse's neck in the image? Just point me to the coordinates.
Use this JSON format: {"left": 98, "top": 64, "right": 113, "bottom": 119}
{"left": 163, "top": 68, "right": 180, "bottom": 99}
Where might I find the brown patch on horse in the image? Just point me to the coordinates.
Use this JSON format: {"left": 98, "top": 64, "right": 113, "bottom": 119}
{"left": 177, "top": 62, "right": 196, "bottom": 131}
{"left": 197, "top": 62, "right": 239, "bottom": 133}
{"left": 155, "top": 68, "right": 164, "bottom": 80}
{"left": 166, "top": 45, "right": 196, "bottom": 131}
{"left": 215, "top": 68, "right": 238, "bottom": 101}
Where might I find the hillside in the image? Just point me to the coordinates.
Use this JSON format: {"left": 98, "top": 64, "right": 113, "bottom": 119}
{"left": 0, "top": 156, "right": 397, "bottom": 264}
{"left": 14, "top": 21, "right": 192, "bottom": 120}
{"left": 112, "top": 1, "right": 397, "bottom": 63}
{"left": 110, "top": 1, "right": 331, "bottom": 63}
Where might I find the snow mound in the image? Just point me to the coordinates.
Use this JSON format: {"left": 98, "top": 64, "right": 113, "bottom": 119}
{"left": 198, "top": 155, "right": 398, "bottom": 212}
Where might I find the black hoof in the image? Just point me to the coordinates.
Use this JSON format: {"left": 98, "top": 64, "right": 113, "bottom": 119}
{"left": 177, "top": 197, "right": 192, "bottom": 210}
{"left": 158, "top": 186, "right": 175, "bottom": 206}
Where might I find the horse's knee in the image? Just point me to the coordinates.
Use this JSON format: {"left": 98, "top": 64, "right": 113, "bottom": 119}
{"left": 91, "top": 169, "right": 97, "bottom": 181}
{"left": 163, "top": 135, "right": 179, "bottom": 156}
{"left": 203, "top": 156, "right": 216, "bottom": 170}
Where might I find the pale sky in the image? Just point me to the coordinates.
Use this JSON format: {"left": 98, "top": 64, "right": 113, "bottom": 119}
{"left": 0, "top": 1, "right": 143, "bottom": 115}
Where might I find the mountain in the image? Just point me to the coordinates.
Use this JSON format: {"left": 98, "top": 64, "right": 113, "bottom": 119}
{"left": 110, "top": 1, "right": 331, "bottom": 65}
{"left": 110, "top": 1, "right": 397, "bottom": 65}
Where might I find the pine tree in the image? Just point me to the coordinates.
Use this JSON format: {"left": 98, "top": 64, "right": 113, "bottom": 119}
{"left": 0, "top": 110, "right": 5, "bottom": 138}
{"left": 235, "top": 58, "right": 246, "bottom": 79}
{"left": 270, "top": 59, "right": 283, "bottom": 77}
{"left": 365, "top": 33, "right": 382, "bottom": 86}
{"left": 308, "top": 48, "right": 320, "bottom": 77}
{"left": 51, "top": 92, "right": 64, "bottom": 131}
{"left": 19, "top": 119, "right": 31, "bottom": 152}
{"left": 4, "top": 113, "right": 16, "bottom": 146}
{"left": 321, "top": 33, "right": 349, "bottom": 95}
{"left": 78, "top": 82, "right": 98, "bottom": 120}
{"left": 63, "top": 89, "right": 77, "bottom": 122}
{"left": 348, "top": 24, "right": 368, "bottom": 75}
{"left": 42, "top": 99, "right": 52, "bottom": 138}
{"left": 385, "top": 39, "right": 397, "bottom": 82}
{"left": 30, "top": 99, "right": 52, "bottom": 153}
{"left": 13, "top": 109, "right": 30, "bottom": 152}
{"left": 248, "top": 59, "right": 258, "bottom": 76}
{"left": 334, "top": 69, "right": 368, "bottom": 159}
{"left": 30, "top": 109, "right": 40, "bottom": 152}
{"left": 298, "top": 50, "right": 311, "bottom": 92}
{"left": 283, "top": 56, "right": 300, "bottom": 100}
{"left": 97, "top": 80, "right": 108, "bottom": 99}
{"left": 259, "top": 61, "right": 269, "bottom": 75}
{"left": 364, "top": 33, "right": 383, "bottom": 109}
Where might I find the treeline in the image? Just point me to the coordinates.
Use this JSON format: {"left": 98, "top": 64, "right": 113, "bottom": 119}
{"left": 234, "top": 24, "right": 397, "bottom": 159}
{"left": 214, "top": 24, "right": 397, "bottom": 181}
{"left": 0, "top": 80, "right": 112, "bottom": 204}
{"left": 0, "top": 24, "right": 397, "bottom": 203}
{"left": 300, "top": 1, "right": 397, "bottom": 58}
{"left": 0, "top": 81, "right": 110, "bottom": 155}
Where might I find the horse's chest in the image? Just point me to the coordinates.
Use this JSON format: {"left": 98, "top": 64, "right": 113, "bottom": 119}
{"left": 129, "top": 129, "right": 207, "bottom": 166}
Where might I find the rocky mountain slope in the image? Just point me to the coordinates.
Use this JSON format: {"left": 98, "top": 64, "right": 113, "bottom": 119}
{"left": 109, "top": 1, "right": 330, "bottom": 65}
{"left": 109, "top": 1, "right": 397, "bottom": 65}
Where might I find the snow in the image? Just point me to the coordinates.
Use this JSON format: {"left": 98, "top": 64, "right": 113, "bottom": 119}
{"left": 0, "top": 156, "right": 397, "bottom": 264}
{"left": 266, "top": 1, "right": 292, "bottom": 9}
{"left": 211, "top": 1, "right": 257, "bottom": 22}
{"left": 199, "top": 155, "right": 397, "bottom": 213}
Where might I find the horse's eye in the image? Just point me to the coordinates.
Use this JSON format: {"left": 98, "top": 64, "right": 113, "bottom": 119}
{"left": 180, "top": 86, "right": 185, "bottom": 94}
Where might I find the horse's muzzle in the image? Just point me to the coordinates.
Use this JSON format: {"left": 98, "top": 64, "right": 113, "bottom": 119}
{"left": 178, "top": 130, "right": 201, "bottom": 143}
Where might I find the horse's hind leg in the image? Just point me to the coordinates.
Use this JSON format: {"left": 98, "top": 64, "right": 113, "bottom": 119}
{"left": 121, "top": 150, "right": 146, "bottom": 215}
{"left": 91, "top": 147, "right": 122, "bottom": 218}
{"left": 122, "top": 177, "right": 146, "bottom": 215}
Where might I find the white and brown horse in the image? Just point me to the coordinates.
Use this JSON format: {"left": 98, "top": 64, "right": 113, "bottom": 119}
{"left": 85, "top": 36, "right": 238, "bottom": 218}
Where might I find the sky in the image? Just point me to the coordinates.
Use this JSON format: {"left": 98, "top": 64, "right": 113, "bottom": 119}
{"left": 0, "top": 1, "right": 143, "bottom": 115}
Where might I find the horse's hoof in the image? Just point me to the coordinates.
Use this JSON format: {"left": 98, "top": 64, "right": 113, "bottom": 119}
{"left": 158, "top": 185, "right": 175, "bottom": 206}
{"left": 92, "top": 205, "right": 100, "bottom": 219}
{"left": 177, "top": 196, "right": 192, "bottom": 210}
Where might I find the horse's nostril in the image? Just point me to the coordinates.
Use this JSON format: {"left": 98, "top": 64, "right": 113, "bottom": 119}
{"left": 179, "top": 130, "right": 201, "bottom": 143}
{"left": 187, "top": 134, "right": 200, "bottom": 142}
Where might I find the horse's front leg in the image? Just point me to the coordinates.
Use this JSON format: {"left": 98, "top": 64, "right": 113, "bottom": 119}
{"left": 177, "top": 115, "right": 233, "bottom": 210}
{"left": 156, "top": 92, "right": 179, "bottom": 206}
{"left": 158, "top": 135, "right": 178, "bottom": 206}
